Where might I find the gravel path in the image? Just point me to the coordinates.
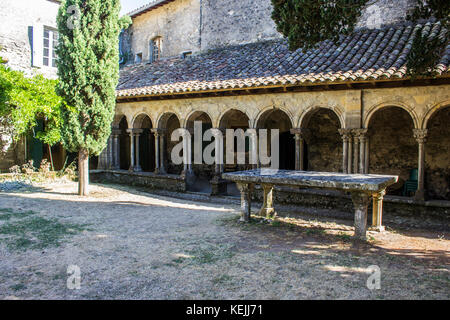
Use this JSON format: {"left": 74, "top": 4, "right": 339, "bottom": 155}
{"left": 0, "top": 182, "right": 448, "bottom": 299}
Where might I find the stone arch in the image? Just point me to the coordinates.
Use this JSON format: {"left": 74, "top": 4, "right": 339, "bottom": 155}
{"left": 255, "top": 107, "right": 294, "bottom": 129}
{"left": 184, "top": 110, "right": 214, "bottom": 193}
{"left": 256, "top": 107, "right": 294, "bottom": 170}
{"left": 218, "top": 109, "right": 251, "bottom": 129}
{"left": 183, "top": 110, "right": 214, "bottom": 128}
{"left": 112, "top": 114, "right": 126, "bottom": 128}
{"left": 423, "top": 103, "right": 450, "bottom": 200}
{"left": 300, "top": 107, "right": 343, "bottom": 172}
{"left": 364, "top": 102, "right": 419, "bottom": 129}
{"left": 158, "top": 112, "right": 182, "bottom": 175}
{"left": 131, "top": 112, "right": 153, "bottom": 129}
{"left": 298, "top": 106, "right": 344, "bottom": 129}
{"left": 367, "top": 106, "right": 418, "bottom": 196}
{"left": 118, "top": 116, "right": 131, "bottom": 170}
{"left": 422, "top": 99, "right": 450, "bottom": 129}
{"left": 157, "top": 111, "right": 181, "bottom": 129}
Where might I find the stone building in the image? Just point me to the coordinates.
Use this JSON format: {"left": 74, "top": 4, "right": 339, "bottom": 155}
{"left": 0, "top": 0, "right": 66, "bottom": 171}
{"left": 100, "top": 1, "right": 450, "bottom": 207}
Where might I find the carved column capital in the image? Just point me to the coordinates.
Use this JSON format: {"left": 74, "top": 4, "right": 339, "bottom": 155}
{"left": 126, "top": 128, "right": 143, "bottom": 136}
{"left": 151, "top": 128, "right": 166, "bottom": 137}
{"left": 111, "top": 129, "right": 122, "bottom": 137}
{"left": 413, "top": 129, "right": 428, "bottom": 144}
{"left": 338, "top": 128, "right": 353, "bottom": 141}
{"left": 353, "top": 129, "right": 368, "bottom": 142}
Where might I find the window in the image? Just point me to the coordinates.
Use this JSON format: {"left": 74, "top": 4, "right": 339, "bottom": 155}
{"left": 149, "top": 37, "right": 161, "bottom": 63}
{"left": 181, "top": 51, "right": 192, "bottom": 59}
{"left": 43, "top": 27, "right": 58, "bottom": 67}
{"left": 135, "top": 53, "right": 143, "bottom": 63}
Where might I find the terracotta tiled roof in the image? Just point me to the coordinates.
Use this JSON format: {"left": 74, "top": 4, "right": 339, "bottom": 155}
{"left": 117, "top": 22, "right": 449, "bottom": 98}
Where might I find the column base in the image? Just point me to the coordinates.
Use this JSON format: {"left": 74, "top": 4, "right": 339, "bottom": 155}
{"left": 210, "top": 175, "right": 227, "bottom": 196}
{"left": 181, "top": 169, "right": 196, "bottom": 187}
{"left": 414, "top": 189, "right": 426, "bottom": 202}
{"left": 368, "top": 226, "right": 385, "bottom": 232}
{"left": 259, "top": 207, "right": 277, "bottom": 220}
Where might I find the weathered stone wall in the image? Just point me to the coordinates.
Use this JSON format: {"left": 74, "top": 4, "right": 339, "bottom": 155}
{"left": 127, "top": 0, "right": 200, "bottom": 62}
{"left": 305, "top": 109, "right": 342, "bottom": 172}
{"left": 425, "top": 107, "right": 450, "bottom": 200}
{"left": 0, "top": 0, "right": 59, "bottom": 78}
{"left": 200, "top": 0, "right": 280, "bottom": 50}
{"left": 368, "top": 107, "right": 418, "bottom": 195}
{"left": 90, "top": 170, "right": 186, "bottom": 193}
{"left": 356, "top": 0, "right": 416, "bottom": 29}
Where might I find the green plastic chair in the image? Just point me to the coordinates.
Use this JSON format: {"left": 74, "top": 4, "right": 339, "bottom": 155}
{"left": 403, "top": 169, "right": 418, "bottom": 197}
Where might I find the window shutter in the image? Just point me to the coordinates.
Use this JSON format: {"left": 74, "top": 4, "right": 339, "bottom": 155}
{"left": 32, "top": 24, "right": 43, "bottom": 68}
{"left": 149, "top": 40, "right": 154, "bottom": 63}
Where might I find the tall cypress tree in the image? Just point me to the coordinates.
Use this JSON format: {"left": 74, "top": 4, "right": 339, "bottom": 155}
{"left": 56, "top": 0, "right": 130, "bottom": 195}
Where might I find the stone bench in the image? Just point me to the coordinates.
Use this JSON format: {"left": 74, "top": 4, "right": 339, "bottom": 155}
{"left": 222, "top": 169, "right": 398, "bottom": 239}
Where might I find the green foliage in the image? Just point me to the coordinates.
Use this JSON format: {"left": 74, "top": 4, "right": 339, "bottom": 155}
{"left": 56, "top": 0, "right": 131, "bottom": 156}
{"left": 270, "top": 0, "right": 450, "bottom": 77}
{"left": 406, "top": 0, "right": 450, "bottom": 77}
{"left": 271, "top": 0, "right": 368, "bottom": 52}
{"left": 406, "top": 30, "right": 447, "bottom": 78}
{"left": 0, "top": 53, "right": 62, "bottom": 146}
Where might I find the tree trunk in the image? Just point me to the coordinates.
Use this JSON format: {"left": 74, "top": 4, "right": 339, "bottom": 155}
{"left": 78, "top": 148, "right": 89, "bottom": 196}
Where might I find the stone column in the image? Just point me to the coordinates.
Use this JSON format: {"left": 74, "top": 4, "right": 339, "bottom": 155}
{"left": 371, "top": 190, "right": 386, "bottom": 232}
{"left": 133, "top": 129, "right": 143, "bottom": 172}
{"left": 180, "top": 129, "right": 195, "bottom": 186}
{"left": 126, "top": 129, "right": 135, "bottom": 171}
{"left": 413, "top": 129, "right": 428, "bottom": 201}
{"left": 290, "top": 128, "right": 306, "bottom": 171}
{"left": 151, "top": 129, "right": 161, "bottom": 174}
{"left": 159, "top": 129, "right": 166, "bottom": 174}
{"left": 246, "top": 128, "right": 259, "bottom": 169}
{"left": 348, "top": 134, "right": 353, "bottom": 173}
{"left": 236, "top": 182, "right": 253, "bottom": 222}
{"left": 351, "top": 192, "right": 371, "bottom": 240}
{"left": 352, "top": 129, "right": 359, "bottom": 174}
{"left": 211, "top": 128, "right": 226, "bottom": 195}
{"left": 259, "top": 184, "right": 277, "bottom": 219}
{"left": 365, "top": 137, "right": 370, "bottom": 174}
{"left": 339, "top": 129, "right": 352, "bottom": 174}
{"left": 355, "top": 129, "right": 368, "bottom": 174}
{"left": 110, "top": 129, "right": 120, "bottom": 169}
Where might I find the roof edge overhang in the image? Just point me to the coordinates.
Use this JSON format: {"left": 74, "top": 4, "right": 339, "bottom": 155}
{"left": 116, "top": 75, "right": 450, "bottom": 103}
{"left": 127, "top": 0, "right": 176, "bottom": 18}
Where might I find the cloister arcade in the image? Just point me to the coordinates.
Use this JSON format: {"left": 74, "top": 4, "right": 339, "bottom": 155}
{"left": 99, "top": 89, "right": 450, "bottom": 201}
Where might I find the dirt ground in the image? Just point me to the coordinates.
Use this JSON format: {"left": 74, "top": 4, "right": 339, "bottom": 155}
{"left": 0, "top": 181, "right": 448, "bottom": 300}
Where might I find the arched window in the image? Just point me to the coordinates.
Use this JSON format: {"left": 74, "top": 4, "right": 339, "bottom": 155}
{"left": 149, "top": 37, "right": 162, "bottom": 63}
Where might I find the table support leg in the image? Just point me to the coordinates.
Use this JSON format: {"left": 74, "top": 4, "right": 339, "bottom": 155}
{"left": 371, "top": 190, "right": 386, "bottom": 232}
{"left": 236, "top": 182, "right": 253, "bottom": 222}
{"left": 351, "top": 192, "right": 371, "bottom": 240}
{"left": 259, "top": 184, "right": 277, "bottom": 219}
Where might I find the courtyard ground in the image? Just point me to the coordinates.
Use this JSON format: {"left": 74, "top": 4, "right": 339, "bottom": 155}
{"left": 0, "top": 181, "right": 448, "bottom": 299}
